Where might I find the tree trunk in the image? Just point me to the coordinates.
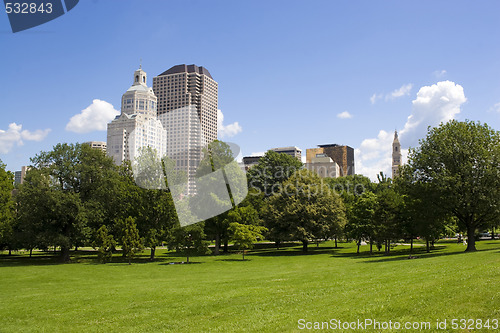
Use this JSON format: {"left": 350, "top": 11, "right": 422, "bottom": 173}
{"left": 214, "top": 234, "right": 220, "bottom": 255}
{"left": 356, "top": 238, "right": 361, "bottom": 254}
{"left": 491, "top": 227, "right": 495, "bottom": 240}
{"left": 186, "top": 251, "right": 190, "bottom": 264}
{"left": 334, "top": 237, "right": 338, "bottom": 248}
{"left": 302, "top": 240, "right": 308, "bottom": 252}
{"left": 150, "top": 247, "right": 156, "bottom": 261}
{"left": 8, "top": 248, "right": 12, "bottom": 256}
{"left": 465, "top": 224, "right": 477, "bottom": 252}
{"left": 223, "top": 239, "right": 228, "bottom": 253}
{"left": 60, "top": 246, "right": 70, "bottom": 262}
{"left": 369, "top": 238, "right": 373, "bottom": 254}
{"left": 426, "top": 239, "right": 430, "bottom": 253}
{"left": 75, "top": 245, "right": 78, "bottom": 251}
{"left": 29, "top": 248, "right": 33, "bottom": 258}
{"left": 410, "top": 238, "right": 413, "bottom": 254}
{"left": 275, "top": 240, "right": 281, "bottom": 249}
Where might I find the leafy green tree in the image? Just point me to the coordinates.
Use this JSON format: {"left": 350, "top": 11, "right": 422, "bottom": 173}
{"left": 132, "top": 147, "right": 182, "bottom": 260}
{"left": 0, "top": 160, "right": 15, "bottom": 253}
{"left": 168, "top": 223, "right": 210, "bottom": 263}
{"left": 193, "top": 140, "right": 246, "bottom": 255}
{"left": 372, "top": 188, "right": 404, "bottom": 254}
{"left": 401, "top": 120, "right": 500, "bottom": 252}
{"left": 92, "top": 225, "right": 116, "bottom": 263}
{"left": 120, "top": 217, "right": 143, "bottom": 264}
{"left": 264, "top": 169, "right": 346, "bottom": 252}
{"left": 247, "top": 150, "right": 303, "bottom": 197}
{"left": 17, "top": 143, "right": 126, "bottom": 261}
{"left": 349, "top": 191, "right": 377, "bottom": 254}
{"left": 326, "top": 174, "right": 374, "bottom": 245}
{"left": 228, "top": 223, "right": 267, "bottom": 260}
{"left": 0, "top": 161, "right": 14, "bottom": 254}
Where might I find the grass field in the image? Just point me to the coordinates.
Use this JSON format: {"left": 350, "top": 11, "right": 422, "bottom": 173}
{"left": 1, "top": 240, "right": 499, "bottom": 332}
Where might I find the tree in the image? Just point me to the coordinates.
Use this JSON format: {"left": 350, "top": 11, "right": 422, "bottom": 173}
{"left": 0, "top": 160, "right": 14, "bottom": 254}
{"left": 193, "top": 140, "right": 247, "bottom": 255}
{"left": 132, "top": 147, "right": 183, "bottom": 260}
{"left": 349, "top": 191, "right": 377, "bottom": 254}
{"left": 326, "top": 174, "right": 374, "bottom": 246}
{"left": 92, "top": 225, "right": 116, "bottom": 263}
{"left": 228, "top": 223, "right": 267, "bottom": 260}
{"left": 372, "top": 187, "right": 404, "bottom": 255}
{"left": 168, "top": 223, "right": 210, "bottom": 263}
{"left": 120, "top": 217, "right": 143, "bottom": 264}
{"left": 18, "top": 143, "right": 125, "bottom": 261}
{"left": 264, "top": 169, "right": 346, "bottom": 252}
{"left": 247, "top": 150, "right": 303, "bottom": 197}
{"left": 401, "top": 120, "right": 500, "bottom": 252}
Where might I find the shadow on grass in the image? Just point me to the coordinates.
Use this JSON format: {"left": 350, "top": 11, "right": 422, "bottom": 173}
{"left": 248, "top": 246, "right": 343, "bottom": 257}
{"left": 337, "top": 245, "right": 500, "bottom": 263}
{"left": 158, "top": 261, "right": 202, "bottom": 265}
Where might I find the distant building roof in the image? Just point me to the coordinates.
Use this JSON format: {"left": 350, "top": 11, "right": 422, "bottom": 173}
{"left": 158, "top": 64, "right": 213, "bottom": 79}
{"left": 318, "top": 144, "right": 340, "bottom": 148}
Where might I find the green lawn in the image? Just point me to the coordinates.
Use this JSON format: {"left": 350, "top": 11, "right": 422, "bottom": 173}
{"left": 1, "top": 240, "right": 499, "bottom": 332}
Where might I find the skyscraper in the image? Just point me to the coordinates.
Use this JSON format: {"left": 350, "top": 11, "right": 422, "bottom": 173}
{"left": 392, "top": 130, "right": 401, "bottom": 178}
{"left": 153, "top": 64, "right": 218, "bottom": 146}
{"left": 153, "top": 64, "right": 218, "bottom": 194}
{"left": 107, "top": 68, "right": 167, "bottom": 164}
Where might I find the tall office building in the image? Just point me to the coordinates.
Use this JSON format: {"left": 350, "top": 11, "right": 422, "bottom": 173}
{"left": 153, "top": 64, "right": 218, "bottom": 194}
{"left": 153, "top": 64, "right": 218, "bottom": 146}
{"left": 107, "top": 68, "right": 167, "bottom": 165}
{"left": 392, "top": 130, "right": 401, "bottom": 178}
{"left": 306, "top": 144, "right": 355, "bottom": 176}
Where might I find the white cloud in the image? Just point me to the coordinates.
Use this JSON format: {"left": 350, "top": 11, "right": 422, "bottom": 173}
{"left": 370, "top": 93, "right": 383, "bottom": 104}
{"left": 337, "top": 111, "right": 353, "bottom": 119}
{"left": 433, "top": 70, "right": 447, "bottom": 78}
{"left": 217, "top": 109, "right": 242, "bottom": 138}
{"left": 490, "top": 102, "right": 500, "bottom": 113}
{"left": 0, "top": 123, "right": 51, "bottom": 154}
{"left": 371, "top": 84, "right": 413, "bottom": 104}
{"left": 66, "top": 99, "right": 119, "bottom": 133}
{"left": 400, "top": 80, "right": 466, "bottom": 147}
{"left": 356, "top": 80, "right": 466, "bottom": 181}
{"left": 386, "top": 83, "right": 413, "bottom": 100}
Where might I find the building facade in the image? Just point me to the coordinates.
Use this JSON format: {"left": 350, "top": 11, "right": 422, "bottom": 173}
{"left": 306, "top": 144, "right": 354, "bottom": 176}
{"left": 392, "top": 130, "right": 401, "bottom": 178}
{"left": 107, "top": 68, "right": 167, "bottom": 165}
{"left": 83, "top": 141, "right": 107, "bottom": 152}
{"left": 153, "top": 64, "right": 218, "bottom": 147}
{"left": 14, "top": 166, "right": 29, "bottom": 185}
{"left": 152, "top": 64, "right": 218, "bottom": 194}
{"left": 157, "top": 106, "right": 202, "bottom": 194}
{"left": 305, "top": 154, "right": 340, "bottom": 178}
{"left": 270, "top": 146, "right": 302, "bottom": 160}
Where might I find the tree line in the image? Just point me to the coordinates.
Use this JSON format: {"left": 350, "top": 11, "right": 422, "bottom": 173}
{"left": 0, "top": 119, "right": 499, "bottom": 262}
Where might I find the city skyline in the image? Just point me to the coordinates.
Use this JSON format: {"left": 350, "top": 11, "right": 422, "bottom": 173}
{"left": 1, "top": 1, "right": 499, "bottom": 181}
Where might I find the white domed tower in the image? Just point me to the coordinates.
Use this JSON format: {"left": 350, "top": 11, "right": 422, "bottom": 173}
{"left": 107, "top": 67, "right": 167, "bottom": 165}
{"left": 392, "top": 130, "right": 402, "bottom": 178}
{"left": 121, "top": 66, "right": 157, "bottom": 117}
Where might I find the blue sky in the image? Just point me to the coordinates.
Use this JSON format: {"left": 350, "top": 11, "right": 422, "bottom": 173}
{"left": 1, "top": 0, "right": 499, "bottom": 179}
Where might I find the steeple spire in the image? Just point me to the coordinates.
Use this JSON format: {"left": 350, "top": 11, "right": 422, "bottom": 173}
{"left": 392, "top": 130, "right": 401, "bottom": 178}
